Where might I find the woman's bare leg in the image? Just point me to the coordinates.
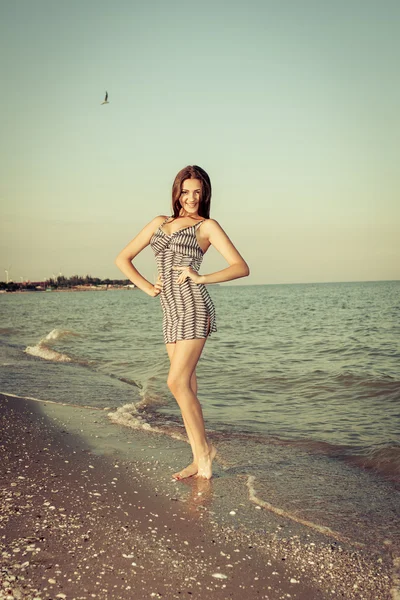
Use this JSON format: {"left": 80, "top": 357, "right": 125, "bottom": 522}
{"left": 166, "top": 343, "right": 200, "bottom": 478}
{"left": 181, "top": 371, "right": 198, "bottom": 460}
{"left": 175, "top": 381, "right": 200, "bottom": 479}
{"left": 166, "top": 339, "right": 216, "bottom": 480}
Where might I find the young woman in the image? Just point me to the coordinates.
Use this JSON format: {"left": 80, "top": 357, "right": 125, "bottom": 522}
{"left": 115, "top": 165, "right": 249, "bottom": 480}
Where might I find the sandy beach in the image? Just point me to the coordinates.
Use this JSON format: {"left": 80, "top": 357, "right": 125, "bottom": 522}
{"left": 0, "top": 393, "right": 395, "bottom": 600}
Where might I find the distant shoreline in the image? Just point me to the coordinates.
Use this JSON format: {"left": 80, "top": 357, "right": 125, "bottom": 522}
{"left": 0, "top": 286, "right": 135, "bottom": 294}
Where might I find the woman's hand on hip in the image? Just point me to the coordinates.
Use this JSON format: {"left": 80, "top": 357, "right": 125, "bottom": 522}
{"left": 149, "top": 274, "right": 163, "bottom": 297}
{"left": 172, "top": 266, "right": 203, "bottom": 285}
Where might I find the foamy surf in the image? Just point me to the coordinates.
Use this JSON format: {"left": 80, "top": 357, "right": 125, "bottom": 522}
{"left": 24, "top": 344, "right": 72, "bottom": 362}
{"left": 24, "top": 328, "right": 77, "bottom": 362}
{"left": 133, "top": 373, "right": 170, "bottom": 410}
{"left": 107, "top": 402, "right": 186, "bottom": 442}
{"left": 135, "top": 388, "right": 168, "bottom": 410}
{"left": 43, "top": 328, "right": 78, "bottom": 342}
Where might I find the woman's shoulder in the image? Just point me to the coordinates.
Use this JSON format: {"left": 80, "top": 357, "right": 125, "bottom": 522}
{"left": 201, "top": 218, "right": 221, "bottom": 230}
{"left": 153, "top": 214, "right": 171, "bottom": 225}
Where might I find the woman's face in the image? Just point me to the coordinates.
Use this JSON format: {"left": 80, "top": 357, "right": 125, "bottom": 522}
{"left": 179, "top": 178, "right": 201, "bottom": 216}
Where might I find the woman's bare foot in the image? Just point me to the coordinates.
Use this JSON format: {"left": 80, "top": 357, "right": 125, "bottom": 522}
{"left": 172, "top": 461, "right": 198, "bottom": 480}
{"left": 195, "top": 443, "right": 217, "bottom": 480}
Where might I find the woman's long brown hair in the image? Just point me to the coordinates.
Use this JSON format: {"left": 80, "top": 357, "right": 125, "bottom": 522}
{"left": 171, "top": 165, "right": 212, "bottom": 219}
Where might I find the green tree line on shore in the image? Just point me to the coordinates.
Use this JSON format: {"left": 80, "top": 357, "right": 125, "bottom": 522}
{"left": 0, "top": 275, "right": 130, "bottom": 291}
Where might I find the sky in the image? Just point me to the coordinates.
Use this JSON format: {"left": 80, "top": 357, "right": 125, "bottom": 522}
{"left": 1, "top": 0, "right": 399, "bottom": 285}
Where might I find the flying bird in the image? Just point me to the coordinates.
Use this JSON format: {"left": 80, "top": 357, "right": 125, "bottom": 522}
{"left": 101, "top": 91, "right": 109, "bottom": 105}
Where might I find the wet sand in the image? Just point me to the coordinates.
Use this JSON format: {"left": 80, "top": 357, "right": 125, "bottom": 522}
{"left": 0, "top": 394, "right": 394, "bottom": 600}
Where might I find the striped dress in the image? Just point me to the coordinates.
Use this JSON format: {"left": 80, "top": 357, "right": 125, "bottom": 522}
{"left": 150, "top": 217, "right": 217, "bottom": 344}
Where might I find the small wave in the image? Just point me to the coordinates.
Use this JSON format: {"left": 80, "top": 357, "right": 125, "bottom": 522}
{"left": 345, "top": 445, "right": 400, "bottom": 484}
{"left": 43, "top": 328, "right": 78, "bottom": 342}
{"left": 246, "top": 475, "right": 363, "bottom": 547}
{"left": 135, "top": 389, "right": 168, "bottom": 410}
{"left": 24, "top": 328, "right": 77, "bottom": 363}
{"left": 22, "top": 329, "right": 150, "bottom": 390}
{"left": 333, "top": 370, "right": 400, "bottom": 390}
{"left": 25, "top": 344, "right": 72, "bottom": 362}
{"left": 107, "top": 402, "right": 186, "bottom": 442}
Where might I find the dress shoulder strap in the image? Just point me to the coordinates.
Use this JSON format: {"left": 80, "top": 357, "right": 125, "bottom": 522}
{"left": 194, "top": 219, "right": 206, "bottom": 230}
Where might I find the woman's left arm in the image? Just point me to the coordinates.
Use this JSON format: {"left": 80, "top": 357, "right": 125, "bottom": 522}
{"left": 199, "top": 219, "right": 250, "bottom": 284}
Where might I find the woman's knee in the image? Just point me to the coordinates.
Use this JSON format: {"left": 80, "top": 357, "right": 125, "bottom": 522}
{"left": 167, "top": 373, "right": 191, "bottom": 395}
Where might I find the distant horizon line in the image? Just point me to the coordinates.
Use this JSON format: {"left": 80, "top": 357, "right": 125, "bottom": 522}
{"left": 2, "top": 277, "right": 398, "bottom": 287}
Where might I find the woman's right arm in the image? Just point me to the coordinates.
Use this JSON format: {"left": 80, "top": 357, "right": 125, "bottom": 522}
{"left": 114, "top": 215, "right": 167, "bottom": 297}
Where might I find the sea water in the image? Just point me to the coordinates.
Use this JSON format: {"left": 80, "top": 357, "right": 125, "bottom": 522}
{"left": 1, "top": 281, "right": 399, "bottom": 552}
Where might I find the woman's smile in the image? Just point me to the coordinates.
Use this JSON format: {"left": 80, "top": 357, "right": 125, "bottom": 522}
{"left": 180, "top": 178, "right": 201, "bottom": 214}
